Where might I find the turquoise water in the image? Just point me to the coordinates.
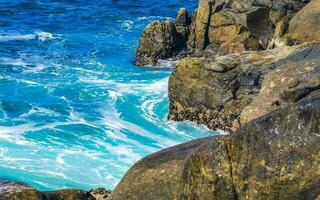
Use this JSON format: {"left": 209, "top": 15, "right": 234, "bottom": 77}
{"left": 0, "top": 0, "right": 217, "bottom": 191}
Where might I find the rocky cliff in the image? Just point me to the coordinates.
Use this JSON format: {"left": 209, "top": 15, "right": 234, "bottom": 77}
{"left": 136, "top": 0, "right": 320, "bottom": 131}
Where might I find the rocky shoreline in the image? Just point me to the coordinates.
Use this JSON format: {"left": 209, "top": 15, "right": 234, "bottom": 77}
{"left": 1, "top": 0, "right": 319, "bottom": 199}
{"left": 0, "top": 180, "right": 111, "bottom": 200}
{"left": 111, "top": 0, "right": 320, "bottom": 199}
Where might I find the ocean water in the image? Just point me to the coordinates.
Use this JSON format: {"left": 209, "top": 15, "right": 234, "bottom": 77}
{"left": 0, "top": 0, "right": 218, "bottom": 191}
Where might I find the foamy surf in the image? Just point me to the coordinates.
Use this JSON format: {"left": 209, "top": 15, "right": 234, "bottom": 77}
{"left": 0, "top": 31, "right": 60, "bottom": 42}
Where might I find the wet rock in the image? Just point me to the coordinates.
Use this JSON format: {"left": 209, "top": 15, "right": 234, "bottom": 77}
{"left": 135, "top": 20, "right": 184, "bottom": 66}
{"left": 287, "top": 0, "right": 320, "bottom": 43}
{"left": 168, "top": 42, "right": 320, "bottom": 131}
{"left": 111, "top": 97, "right": 320, "bottom": 200}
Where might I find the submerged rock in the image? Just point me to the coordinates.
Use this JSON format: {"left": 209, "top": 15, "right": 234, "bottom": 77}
{"left": 135, "top": 20, "right": 184, "bottom": 66}
{"left": 168, "top": 42, "right": 320, "bottom": 131}
{"left": 111, "top": 96, "right": 320, "bottom": 200}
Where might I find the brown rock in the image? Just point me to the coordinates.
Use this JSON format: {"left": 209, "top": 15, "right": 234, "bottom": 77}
{"left": 135, "top": 20, "right": 184, "bottom": 66}
{"left": 241, "top": 59, "right": 320, "bottom": 124}
{"left": 287, "top": 0, "right": 320, "bottom": 43}
{"left": 168, "top": 42, "right": 320, "bottom": 131}
{"left": 111, "top": 97, "right": 320, "bottom": 200}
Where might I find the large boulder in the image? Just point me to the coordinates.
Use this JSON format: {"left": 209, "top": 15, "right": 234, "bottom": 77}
{"left": 111, "top": 95, "right": 320, "bottom": 200}
{"left": 168, "top": 42, "right": 320, "bottom": 131}
{"left": 287, "top": 0, "right": 320, "bottom": 44}
{"left": 135, "top": 20, "right": 184, "bottom": 66}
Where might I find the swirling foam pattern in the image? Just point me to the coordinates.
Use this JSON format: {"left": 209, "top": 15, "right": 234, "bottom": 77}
{"left": 0, "top": 0, "right": 218, "bottom": 191}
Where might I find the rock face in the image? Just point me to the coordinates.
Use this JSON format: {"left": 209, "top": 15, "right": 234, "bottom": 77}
{"left": 135, "top": 20, "right": 185, "bottom": 66}
{"left": 134, "top": 0, "right": 311, "bottom": 65}
{"left": 287, "top": 0, "right": 320, "bottom": 44}
{"left": 111, "top": 96, "right": 320, "bottom": 200}
{"left": 241, "top": 59, "right": 320, "bottom": 124}
{"left": 0, "top": 180, "right": 109, "bottom": 200}
{"left": 168, "top": 42, "right": 320, "bottom": 131}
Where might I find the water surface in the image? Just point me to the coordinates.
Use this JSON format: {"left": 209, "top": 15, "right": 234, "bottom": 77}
{"left": 0, "top": 0, "right": 217, "bottom": 190}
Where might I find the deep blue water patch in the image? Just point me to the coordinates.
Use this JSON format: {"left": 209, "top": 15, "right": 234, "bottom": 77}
{"left": 0, "top": 0, "right": 218, "bottom": 191}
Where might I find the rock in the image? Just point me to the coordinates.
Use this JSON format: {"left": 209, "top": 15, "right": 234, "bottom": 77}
{"left": 0, "top": 180, "right": 43, "bottom": 200}
{"left": 90, "top": 188, "right": 112, "bottom": 200}
{"left": 175, "top": 8, "right": 191, "bottom": 43}
{"left": 287, "top": 0, "right": 320, "bottom": 43}
{"left": 241, "top": 59, "right": 320, "bottom": 124}
{"left": 135, "top": 0, "right": 310, "bottom": 64}
{"left": 135, "top": 20, "right": 184, "bottom": 66}
{"left": 0, "top": 180, "right": 105, "bottom": 200}
{"left": 176, "top": 8, "right": 190, "bottom": 26}
{"left": 43, "top": 189, "right": 95, "bottom": 200}
{"left": 168, "top": 42, "right": 320, "bottom": 131}
{"left": 111, "top": 96, "right": 320, "bottom": 200}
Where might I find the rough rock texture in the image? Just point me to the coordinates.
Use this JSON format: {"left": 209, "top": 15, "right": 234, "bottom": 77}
{"left": 168, "top": 42, "right": 320, "bottom": 131}
{"left": 135, "top": 20, "right": 184, "bottom": 66}
{"left": 241, "top": 59, "right": 320, "bottom": 124}
{"left": 90, "top": 188, "right": 112, "bottom": 200}
{"left": 287, "top": 0, "right": 320, "bottom": 44}
{"left": 135, "top": 0, "right": 311, "bottom": 65}
{"left": 0, "top": 180, "right": 105, "bottom": 200}
{"left": 0, "top": 181, "right": 43, "bottom": 200}
{"left": 175, "top": 8, "right": 191, "bottom": 42}
{"left": 111, "top": 96, "right": 320, "bottom": 200}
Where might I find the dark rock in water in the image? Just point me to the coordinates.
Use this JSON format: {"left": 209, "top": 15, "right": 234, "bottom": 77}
{"left": 0, "top": 180, "right": 110, "bottom": 200}
{"left": 111, "top": 96, "right": 320, "bottom": 200}
{"left": 135, "top": 20, "right": 185, "bottom": 66}
{"left": 168, "top": 42, "right": 320, "bottom": 132}
{"left": 0, "top": 180, "right": 43, "bottom": 200}
{"left": 287, "top": 0, "right": 320, "bottom": 44}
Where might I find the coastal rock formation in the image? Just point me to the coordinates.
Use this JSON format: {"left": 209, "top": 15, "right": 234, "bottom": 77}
{"left": 0, "top": 180, "right": 110, "bottom": 200}
{"left": 287, "top": 0, "right": 320, "bottom": 44}
{"left": 135, "top": 20, "right": 185, "bottom": 66}
{"left": 168, "top": 42, "right": 320, "bottom": 131}
{"left": 135, "top": 0, "right": 311, "bottom": 65}
{"left": 111, "top": 96, "right": 320, "bottom": 200}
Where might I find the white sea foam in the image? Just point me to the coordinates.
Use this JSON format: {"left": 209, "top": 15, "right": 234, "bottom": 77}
{"left": 145, "top": 59, "right": 178, "bottom": 69}
{"left": 137, "top": 16, "right": 174, "bottom": 21}
{"left": 121, "top": 20, "right": 134, "bottom": 31}
{"left": 0, "top": 31, "right": 60, "bottom": 42}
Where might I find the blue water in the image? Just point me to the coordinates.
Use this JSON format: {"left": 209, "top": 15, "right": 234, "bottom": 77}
{"left": 0, "top": 0, "right": 217, "bottom": 191}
